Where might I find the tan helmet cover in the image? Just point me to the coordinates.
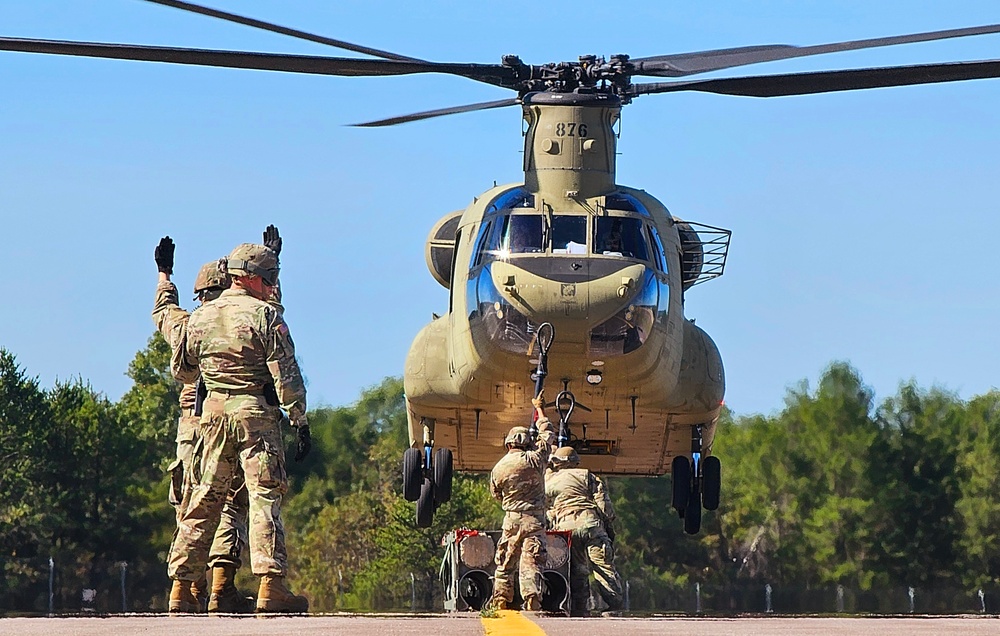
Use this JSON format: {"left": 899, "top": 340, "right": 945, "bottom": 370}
{"left": 193, "top": 259, "right": 232, "bottom": 294}
{"left": 225, "top": 243, "right": 279, "bottom": 285}
{"left": 504, "top": 426, "right": 531, "bottom": 449}
{"left": 550, "top": 445, "right": 580, "bottom": 467}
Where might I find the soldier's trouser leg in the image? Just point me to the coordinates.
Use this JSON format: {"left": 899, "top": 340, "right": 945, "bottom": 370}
{"left": 491, "top": 515, "right": 522, "bottom": 608}
{"left": 569, "top": 530, "right": 593, "bottom": 613}
{"left": 233, "top": 397, "right": 288, "bottom": 576}
{"left": 208, "top": 466, "right": 249, "bottom": 569}
{"left": 168, "top": 415, "right": 201, "bottom": 516}
{"left": 586, "top": 528, "right": 624, "bottom": 610}
{"left": 516, "top": 515, "right": 547, "bottom": 611}
{"left": 167, "top": 412, "right": 238, "bottom": 581}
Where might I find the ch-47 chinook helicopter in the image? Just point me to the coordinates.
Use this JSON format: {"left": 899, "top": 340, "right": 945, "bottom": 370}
{"left": 4, "top": 1, "right": 1000, "bottom": 534}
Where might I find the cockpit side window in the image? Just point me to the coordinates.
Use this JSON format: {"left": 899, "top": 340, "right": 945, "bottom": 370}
{"left": 471, "top": 220, "right": 494, "bottom": 267}
{"left": 551, "top": 216, "right": 587, "bottom": 254}
{"left": 500, "top": 215, "right": 544, "bottom": 254}
{"left": 594, "top": 217, "right": 650, "bottom": 261}
{"left": 647, "top": 225, "right": 666, "bottom": 272}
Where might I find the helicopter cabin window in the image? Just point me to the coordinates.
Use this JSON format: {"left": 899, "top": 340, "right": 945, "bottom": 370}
{"left": 594, "top": 217, "right": 650, "bottom": 261}
{"left": 486, "top": 187, "right": 535, "bottom": 216}
{"left": 605, "top": 192, "right": 651, "bottom": 217}
{"left": 551, "top": 216, "right": 587, "bottom": 254}
{"left": 499, "top": 215, "right": 544, "bottom": 254}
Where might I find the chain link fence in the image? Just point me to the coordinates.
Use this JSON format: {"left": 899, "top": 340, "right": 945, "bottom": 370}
{"left": 4, "top": 556, "right": 999, "bottom": 615}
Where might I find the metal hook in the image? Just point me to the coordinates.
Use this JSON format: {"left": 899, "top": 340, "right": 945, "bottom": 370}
{"left": 556, "top": 390, "right": 576, "bottom": 425}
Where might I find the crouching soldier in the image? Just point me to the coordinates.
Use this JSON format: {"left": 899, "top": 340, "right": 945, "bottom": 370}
{"left": 488, "top": 393, "right": 556, "bottom": 611}
{"left": 546, "top": 446, "right": 624, "bottom": 615}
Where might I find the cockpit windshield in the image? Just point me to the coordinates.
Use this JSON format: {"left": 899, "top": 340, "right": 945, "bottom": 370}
{"left": 499, "top": 215, "right": 543, "bottom": 254}
{"left": 594, "top": 217, "right": 650, "bottom": 261}
{"left": 551, "top": 216, "right": 587, "bottom": 254}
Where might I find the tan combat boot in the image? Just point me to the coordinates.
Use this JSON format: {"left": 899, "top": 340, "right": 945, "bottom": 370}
{"left": 208, "top": 566, "right": 255, "bottom": 613}
{"left": 191, "top": 576, "right": 209, "bottom": 613}
{"left": 256, "top": 575, "right": 309, "bottom": 613}
{"left": 168, "top": 579, "right": 200, "bottom": 614}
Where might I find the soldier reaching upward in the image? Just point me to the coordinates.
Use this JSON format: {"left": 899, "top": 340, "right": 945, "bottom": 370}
{"left": 488, "top": 392, "right": 556, "bottom": 612}
{"left": 167, "top": 241, "right": 311, "bottom": 614}
{"left": 153, "top": 235, "right": 276, "bottom": 613}
{"left": 546, "top": 446, "right": 624, "bottom": 615}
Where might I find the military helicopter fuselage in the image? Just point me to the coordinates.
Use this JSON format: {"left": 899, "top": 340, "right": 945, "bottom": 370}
{"left": 405, "top": 92, "right": 725, "bottom": 476}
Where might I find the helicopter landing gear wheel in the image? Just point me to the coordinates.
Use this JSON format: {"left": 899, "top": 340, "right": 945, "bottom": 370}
{"left": 702, "top": 455, "right": 721, "bottom": 511}
{"left": 416, "top": 478, "right": 435, "bottom": 528}
{"left": 402, "top": 447, "right": 422, "bottom": 502}
{"left": 433, "top": 447, "right": 453, "bottom": 505}
{"left": 684, "top": 489, "right": 702, "bottom": 534}
{"left": 671, "top": 455, "right": 691, "bottom": 515}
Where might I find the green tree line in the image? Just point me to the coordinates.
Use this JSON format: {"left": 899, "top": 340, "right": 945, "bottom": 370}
{"left": 3, "top": 337, "right": 1000, "bottom": 613}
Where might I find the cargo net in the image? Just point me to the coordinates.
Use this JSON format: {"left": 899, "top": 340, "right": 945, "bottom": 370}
{"left": 677, "top": 221, "right": 732, "bottom": 288}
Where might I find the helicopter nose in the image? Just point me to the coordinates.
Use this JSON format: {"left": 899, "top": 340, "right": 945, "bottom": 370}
{"left": 489, "top": 259, "right": 648, "bottom": 327}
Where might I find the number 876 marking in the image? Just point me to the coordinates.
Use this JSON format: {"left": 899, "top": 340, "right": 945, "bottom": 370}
{"left": 555, "top": 122, "right": 588, "bottom": 137}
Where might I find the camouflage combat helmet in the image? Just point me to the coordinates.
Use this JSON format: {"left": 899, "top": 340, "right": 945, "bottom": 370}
{"left": 550, "top": 446, "right": 580, "bottom": 467}
{"left": 193, "top": 259, "right": 231, "bottom": 296}
{"left": 504, "top": 426, "right": 531, "bottom": 449}
{"left": 225, "top": 243, "right": 279, "bottom": 286}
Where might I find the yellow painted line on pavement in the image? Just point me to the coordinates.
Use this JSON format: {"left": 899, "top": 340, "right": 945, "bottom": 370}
{"left": 481, "top": 609, "right": 547, "bottom": 636}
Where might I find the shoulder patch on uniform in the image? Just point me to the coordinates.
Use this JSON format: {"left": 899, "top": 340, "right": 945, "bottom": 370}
{"left": 278, "top": 323, "right": 289, "bottom": 336}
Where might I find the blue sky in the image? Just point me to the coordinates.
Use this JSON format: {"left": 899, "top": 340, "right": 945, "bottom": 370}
{"left": 1, "top": 1, "right": 999, "bottom": 416}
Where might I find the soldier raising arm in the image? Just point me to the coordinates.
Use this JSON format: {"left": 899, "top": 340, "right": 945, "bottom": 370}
{"left": 488, "top": 392, "right": 556, "bottom": 611}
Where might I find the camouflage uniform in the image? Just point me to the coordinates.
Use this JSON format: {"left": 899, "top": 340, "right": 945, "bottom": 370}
{"left": 545, "top": 459, "right": 624, "bottom": 612}
{"left": 167, "top": 283, "right": 306, "bottom": 581}
{"left": 488, "top": 417, "right": 556, "bottom": 611}
{"left": 153, "top": 280, "right": 249, "bottom": 571}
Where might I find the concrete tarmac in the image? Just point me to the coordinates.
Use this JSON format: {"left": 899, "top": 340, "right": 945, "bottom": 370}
{"left": 2, "top": 614, "right": 999, "bottom": 635}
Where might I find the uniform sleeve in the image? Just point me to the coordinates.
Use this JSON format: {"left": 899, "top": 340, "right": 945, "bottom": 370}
{"left": 153, "top": 281, "right": 199, "bottom": 384}
{"left": 593, "top": 474, "right": 616, "bottom": 523}
{"left": 152, "top": 280, "right": 188, "bottom": 336}
{"left": 169, "top": 321, "right": 200, "bottom": 385}
{"left": 262, "top": 308, "right": 308, "bottom": 425}
{"left": 525, "top": 416, "right": 556, "bottom": 470}
{"left": 489, "top": 469, "right": 501, "bottom": 501}
{"left": 172, "top": 309, "right": 201, "bottom": 385}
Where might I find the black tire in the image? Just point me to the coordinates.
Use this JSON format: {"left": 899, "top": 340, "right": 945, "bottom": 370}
{"left": 684, "top": 493, "right": 702, "bottom": 534}
{"left": 702, "top": 455, "right": 721, "bottom": 511}
{"left": 671, "top": 455, "right": 691, "bottom": 514}
{"left": 416, "top": 478, "right": 435, "bottom": 528}
{"left": 433, "top": 447, "right": 453, "bottom": 504}
{"left": 403, "top": 448, "right": 423, "bottom": 502}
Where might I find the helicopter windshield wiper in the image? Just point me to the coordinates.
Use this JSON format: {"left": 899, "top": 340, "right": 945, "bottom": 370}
{"left": 630, "top": 59, "right": 1000, "bottom": 98}
{"left": 631, "top": 23, "right": 1000, "bottom": 77}
{"left": 142, "top": 0, "right": 426, "bottom": 62}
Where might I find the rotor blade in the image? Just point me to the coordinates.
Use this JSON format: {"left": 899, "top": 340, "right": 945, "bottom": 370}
{"left": 143, "top": 0, "right": 424, "bottom": 62}
{"left": 632, "top": 23, "right": 1000, "bottom": 77}
{"left": 0, "top": 37, "right": 515, "bottom": 85}
{"left": 351, "top": 98, "right": 519, "bottom": 127}
{"left": 631, "top": 59, "right": 1000, "bottom": 98}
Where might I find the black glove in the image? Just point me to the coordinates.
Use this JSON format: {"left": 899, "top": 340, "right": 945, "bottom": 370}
{"left": 294, "top": 424, "right": 311, "bottom": 462}
{"left": 263, "top": 225, "right": 282, "bottom": 257}
{"left": 155, "top": 236, "right": 175, "bottom": 274}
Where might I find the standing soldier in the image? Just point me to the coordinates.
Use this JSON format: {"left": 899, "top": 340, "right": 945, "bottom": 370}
{"left": 167, "top": 241, "right": 311, "bottom": 614}
{"left": 545, "top": 446, "right": 624, "bottom": 615}
{"left": 153, "top": 237, "right": 262, "bottom": 613}
{"left": 488, "top": 393, "right": 555, "bottom": 612}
